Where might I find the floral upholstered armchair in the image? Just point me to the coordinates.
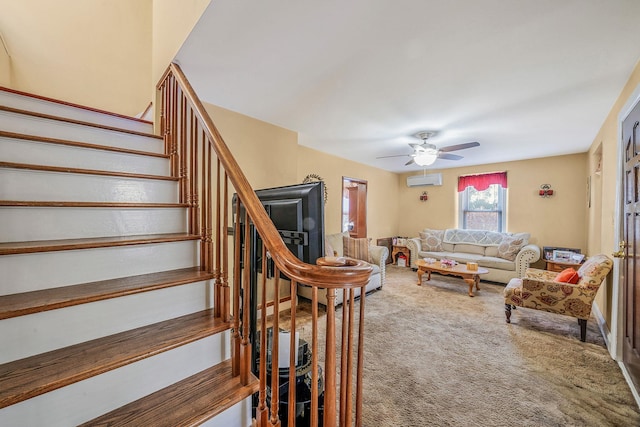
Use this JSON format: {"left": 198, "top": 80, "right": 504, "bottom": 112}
{"left": 503, "top": 254, "right": 613, "bottom": 342}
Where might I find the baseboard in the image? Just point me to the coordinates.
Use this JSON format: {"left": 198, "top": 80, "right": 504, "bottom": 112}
{"left": 593, "top": 304, "right": 640, "bottom": 408}
{"left": 592, "top": 303, "right": 613, "bottom": 355}
{"left": 618, "top": 360, "right": 640, "bottom": 408}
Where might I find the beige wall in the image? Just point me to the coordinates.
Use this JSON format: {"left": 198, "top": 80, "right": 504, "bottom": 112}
{"left": 0, "top": 0, "right": 208, "bottom": 117}
{"left": 588, "top": 59, "right": 640, "bottom": 329}
{"left": 0, "top": 0, "right": 153, "bottom": 116}
{"left": 0, "top": 32, "right": 10, "bottom": 87}
{"left": 203, "top": 102, "right": 299, "bottom": 189}
{"left": 297, "top": 147, "right": 400, "bottom": 239}
{"left": 397, "top": 154, "right": 588, "bottom": 253}
{"left": 203, "top": 103, "right": 401, "bottom": 242}
{"left": 151, "top": 0, "right": 210, "bottom": 86}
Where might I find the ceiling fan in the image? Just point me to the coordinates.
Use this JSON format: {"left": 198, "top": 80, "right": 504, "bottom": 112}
{"left": 377, "top": 131, "right": 480, "bottom": 166}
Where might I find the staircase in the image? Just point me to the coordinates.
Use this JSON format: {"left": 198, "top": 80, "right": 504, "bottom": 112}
{"left": 0, "top": 87, "right": 258, "bottom": 426}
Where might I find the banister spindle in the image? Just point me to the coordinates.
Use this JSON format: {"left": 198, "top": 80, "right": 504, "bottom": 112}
{"left": 325, "top": 289, "right": 337, "bottom": 426}
{"left": 270, "top": 271, "right": 281, "bottom": 426}
{"left": 256, "top": 245, "right": 269, "bottom": 427}
{"left": 240, "top": 208, "right": 252, "bottom": 385}
{"left": 232, "top": 197, "right": 242, "bottom": 377}
{"left": 222, "top": 172, "right": 231, "bottom": 322}
{"left": 288, "top": 280, "right": 298, "bottom": 427}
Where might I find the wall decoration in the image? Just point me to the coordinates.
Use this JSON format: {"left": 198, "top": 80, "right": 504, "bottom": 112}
{"left": 539, "top": 184, "right": 554, "bottom": 197}
{"left": 302, "top": 173, "right": 328, "bottom": 202}
{"left": 420, "top": 191, "right": 429, "bottom": 201}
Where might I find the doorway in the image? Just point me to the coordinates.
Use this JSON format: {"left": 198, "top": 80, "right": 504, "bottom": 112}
{"left": 342, "top": 177, "right": 367, "bottom": 238}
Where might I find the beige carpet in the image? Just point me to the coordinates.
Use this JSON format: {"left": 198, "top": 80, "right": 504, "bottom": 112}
{"left": 286, "top": 265, "right": 640, "bottom": 426}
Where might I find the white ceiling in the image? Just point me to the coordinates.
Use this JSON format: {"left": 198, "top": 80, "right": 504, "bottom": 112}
{"left": 176, "top": 0, "right": 640, "bottom": 173}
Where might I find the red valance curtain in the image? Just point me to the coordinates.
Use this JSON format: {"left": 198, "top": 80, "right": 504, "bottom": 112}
{"left": 457, "top": 172, "right": 507, "bottom": 192}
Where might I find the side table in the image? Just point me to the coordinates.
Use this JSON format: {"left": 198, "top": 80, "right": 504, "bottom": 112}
{"left": 391, "top": 245, "right": 410, "bottom": 267}
{"left": 545, "top": 259, "right": 582, "bottom": 272}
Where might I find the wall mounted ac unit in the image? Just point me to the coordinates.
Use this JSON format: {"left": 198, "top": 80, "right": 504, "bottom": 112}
{"left": 406, "top": 173, "right": 442, "bottom": 187}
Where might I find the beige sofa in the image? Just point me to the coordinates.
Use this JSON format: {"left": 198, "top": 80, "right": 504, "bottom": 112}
{"left": 297, "top": 231, "right": 388, "bottom": 306}
{"left": 406, "top": 228, "right": 540, "bottom": 284}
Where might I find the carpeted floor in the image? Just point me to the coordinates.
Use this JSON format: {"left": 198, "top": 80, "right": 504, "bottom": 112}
{"left": 285, "top": 265, "right": 640, "bottom": 426}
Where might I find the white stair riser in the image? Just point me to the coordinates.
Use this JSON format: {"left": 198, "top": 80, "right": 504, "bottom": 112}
{"left": 201, "top": 399, "right": 252, "bottom": 427}
{"left": 0, "top": 240, "right": 200, "bottom": 295}
{"left": 0, "top": 90, "right": 154, "bottom": 133}
{"left": 0, "top": 169, "right": 178, "bottom": 203}
{"left": 0, "top": 136, "right": 170, "bottom": 176}
{"left": 0, "top": 333, "right": 230, "bottom": 427}
{"left": 0, "top": 280, "right": 215, "bottom": 363}
{"left": 0, "top": 110, "right": 163, "bottom": 153}
{"left": 0, "top": 207, "right": 188, "bottom": 242}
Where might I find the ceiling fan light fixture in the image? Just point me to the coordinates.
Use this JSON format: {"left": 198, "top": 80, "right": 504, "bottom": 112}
{"left": 414, "top": 150, "right": 438, "bottom": 166}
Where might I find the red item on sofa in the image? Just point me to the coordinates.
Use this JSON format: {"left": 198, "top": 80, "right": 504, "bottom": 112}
{"left": 554, "top": 267, "right": 580, "bottom": 284}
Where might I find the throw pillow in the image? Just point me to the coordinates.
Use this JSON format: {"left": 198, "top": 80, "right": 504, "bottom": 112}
{"left": 497, "top": 236, "right": 524, "bottom": 261}
{"left": 343, "top": 236, "right": 370, "bottom": 262}
{"left": 419, "top": 229, "right": 444, "bottom": 251}
{"left": 554, "top": 268, "right": 580, "bottom": 284}
{"left": 324, "top": 239, "right": 336, "bottom": 257}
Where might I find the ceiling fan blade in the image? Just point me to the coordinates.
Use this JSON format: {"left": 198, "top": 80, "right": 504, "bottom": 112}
{"left": 405, "top": 158, "right": 415, "bottom": 166}
{"left": 376, "top": 154, "right": 411, "bottom": 159}
{"left": 438, "top": 152, "right": 463, "bottom": 161}
{"left": 439, "top": 141, "right": 480, "bottom": 152}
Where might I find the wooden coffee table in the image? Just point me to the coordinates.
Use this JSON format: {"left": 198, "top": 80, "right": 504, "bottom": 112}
{"left": 415, "top": 259, "right": 489, "bottom": 297}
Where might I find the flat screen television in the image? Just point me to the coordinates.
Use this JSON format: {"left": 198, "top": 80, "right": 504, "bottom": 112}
{"left": 255, "top": 181, "right": 325, "bottom": 265}
{"left": 233, "top": 181, "right": 325, "bottom": 267}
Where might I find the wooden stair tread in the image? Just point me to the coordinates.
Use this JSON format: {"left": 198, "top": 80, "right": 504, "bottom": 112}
{"left": 0, "top": 200, "right": 189, "bottom": 208}
{"left": 0, "top": 161, "right": 177, "bottom": 181}
{"left": 0, "top": 130, "right": 168, "bottom": 158}
{"left": 0, "top": 309, "right": 230, "bottom": 409}
{"left": 0, "top": 105, "right": 161, "bottom": 139}
{"left": 0, "top": 86, "right": 153, "bottom": 125}
{"left": 79, "top": 359, "right": 258, "bottom": 427}
{"left": 0, "top": 233, "right": 200, "bottom": 255}
{"left": 0, "top": 267, "right": 214, "bottom": 319}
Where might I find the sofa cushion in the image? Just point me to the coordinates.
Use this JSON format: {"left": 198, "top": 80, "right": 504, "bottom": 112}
{"left": 441, "top": 242, "right": 455, "bottom": 252}
{"left": 443, "top": 229, "right": 505, "bottom": 245}
{"left": 497, "top": 236, "right": 525, "bottom": 261}
{"left": 326, "top": 231, "right": 349, "bottom": 257}
{"left": 343, "top": 236, "right": 370, "bottom": 262}
{"left": 419, "top": 229, "right": 444, "bottom": 251}
{"left": 453, "top": 244, "right": 485, "bottom": 256}
{"left": 478, "top": 256, "right": 516, "bottom": 271}
{"left": 325, "top": 238, "right": 336, "bottom": 257}
{"left": 485, "top": 246, "right": 499, "bottom": 257}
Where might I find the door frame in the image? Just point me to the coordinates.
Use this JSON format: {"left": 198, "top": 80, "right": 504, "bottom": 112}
{"left": 612, "top": 82, "right": 640, "bottom": 403}
{"left": 341, "top": 177, "right": 367, "bottom": 238}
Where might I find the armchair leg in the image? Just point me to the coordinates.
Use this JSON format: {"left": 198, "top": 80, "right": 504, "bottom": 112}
{"left": 505, "top": 304, "right": 512, "bottom": 323}
{"left": 578, "top": 319, "right": 587, "bottom": 342}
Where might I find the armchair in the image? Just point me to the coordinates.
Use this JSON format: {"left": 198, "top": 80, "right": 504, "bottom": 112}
{"left": 503, "top": 254, "right": 613, "bottom": 342}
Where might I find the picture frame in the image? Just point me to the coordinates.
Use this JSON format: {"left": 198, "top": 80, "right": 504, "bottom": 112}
{"left": 552, "top": 250, "right": 574, "bottom": 262}
{"left": 543, "top": 246, "right": 581, "bottom": 261}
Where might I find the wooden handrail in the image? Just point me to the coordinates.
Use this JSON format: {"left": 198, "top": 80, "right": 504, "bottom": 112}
{"left": 157, "top": 62, "right": 371, "bottom": 426}
{"left": 158, "top": 63, "right": 372, "bottom": 289}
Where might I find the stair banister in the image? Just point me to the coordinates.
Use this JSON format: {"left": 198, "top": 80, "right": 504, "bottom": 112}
{"left": 157, "top": 62, "right": 372, "bottom": 427}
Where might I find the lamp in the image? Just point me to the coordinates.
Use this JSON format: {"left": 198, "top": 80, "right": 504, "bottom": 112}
{"left": 414, "top": 150, "right": 438, "bottom": 166}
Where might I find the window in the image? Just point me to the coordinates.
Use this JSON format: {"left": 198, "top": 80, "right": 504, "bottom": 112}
{"left": 458, "top": 172, "right": 507, "bottom": 232}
